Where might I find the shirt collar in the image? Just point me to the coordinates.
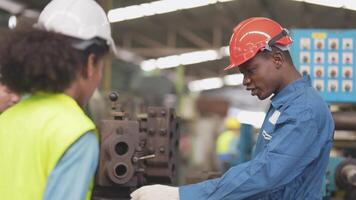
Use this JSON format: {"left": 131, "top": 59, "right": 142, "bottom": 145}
{"left": 270, "top": 75, "right": 311, "bottom": 109}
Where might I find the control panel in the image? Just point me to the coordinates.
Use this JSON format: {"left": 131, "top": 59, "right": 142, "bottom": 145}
{"left": 291, "top": 29, "right": 356, "bottom": 103}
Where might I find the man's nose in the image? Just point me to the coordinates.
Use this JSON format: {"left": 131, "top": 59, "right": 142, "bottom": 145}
{"left": 242, "top": 75, "right": 251, "bottom": 86}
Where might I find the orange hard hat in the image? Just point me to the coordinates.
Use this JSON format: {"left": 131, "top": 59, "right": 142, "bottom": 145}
{"left": 224, "top": 17, "right": 293, "bottom": 70}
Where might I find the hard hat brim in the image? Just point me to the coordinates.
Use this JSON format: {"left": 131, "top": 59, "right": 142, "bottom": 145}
{"left": 108, "top": 39, "right": 120, "bottom": 59}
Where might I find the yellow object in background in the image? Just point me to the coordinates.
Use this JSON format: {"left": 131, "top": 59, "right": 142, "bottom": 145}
{"left": 225, "top": 117, "right": 240, "bottom": 130}
{"left": 216, "top": 130, "right": 237, "bottom": 154}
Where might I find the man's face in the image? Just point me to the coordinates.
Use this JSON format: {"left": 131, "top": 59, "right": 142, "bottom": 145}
{"left": 0, "top": 84, "right": 20, "bottom": 112}
{"left": 238, "top": 52, "right": 280, "bottom": 100}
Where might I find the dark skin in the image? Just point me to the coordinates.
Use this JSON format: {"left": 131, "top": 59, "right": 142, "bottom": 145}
{"left": 238, "top": 49, "right": 301, "bottom": 100}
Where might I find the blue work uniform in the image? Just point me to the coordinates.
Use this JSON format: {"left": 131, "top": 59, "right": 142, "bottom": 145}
{"left": 179, "top": 76, "right": 334, "bottom": 200}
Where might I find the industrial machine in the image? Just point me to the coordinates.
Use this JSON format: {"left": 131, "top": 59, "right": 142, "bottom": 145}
{"left": 323, "top": 157, "right": 356, "bottom": 200}
{"left": 322, "top": 111, "right": 356, "bottom": 200}
{"left": 92, "top": 92, "right": 180, "bottom": 200}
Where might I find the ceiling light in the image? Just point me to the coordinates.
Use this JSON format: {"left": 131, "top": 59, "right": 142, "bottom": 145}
{"left": 290, "top": 0, "right": 356, "bottom": 11}
{"left": 188, "top": 77, "right": 224, "bottom": 92}
{"left": 224, "top": 74, "right": 244, "bottom": 86}
{"left": 0, "top": 0, "right": 24, "bottom": 14}
{"left": 8, "top": 15, "right": 17, "bottom": 29}
{"left": 187, "top": 73, "right": 243, "bottom": 92}
{"left": 140, "top": 46, "right": 229, "bottom": 71}
{"left": 140, "top": 59, "right": 157, "bottom": 71}
{"left": 108, "top": 0, "right": 236, "bottom": 23}
{"left": 156, "top": 55, "right": 181, "bottom": 69}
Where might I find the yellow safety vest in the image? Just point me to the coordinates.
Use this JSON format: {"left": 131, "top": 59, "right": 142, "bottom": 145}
{"left": 0, "top": 93, "right": 96, "bottom": 200}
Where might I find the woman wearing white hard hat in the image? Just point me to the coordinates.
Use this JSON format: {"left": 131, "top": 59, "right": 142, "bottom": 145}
{"left": 0, "top": 0, "right": 117, "bottom": 199}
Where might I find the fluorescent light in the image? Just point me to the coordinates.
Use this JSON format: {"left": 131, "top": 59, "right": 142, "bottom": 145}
{"left": 345, "top": 1, "right": 356, "bottom": 10}
{"left": 290, "top": 0, "right": 356, "bottom": 11}
{"left": 108, "top": 0, "right": 236, "bottom": 23}
{"left": 156, "top": 55, "right": 180, "bottom": 69}
{"left": 224, "top": 74, "right": 244, "bottom": 86}
{"left": 116, "top": 49, "right": 143, "bottom": 65}
{"left": 0, "top": 0, "right": 24, "bottom": 14}
{"left": 8, "top": 15, "right": 17, "bottom": 29}
{"left": 141, "top": 59, "right": 157, "bottom": 71}
{"left": 22, "top": 9, "right": 40, "bottom": 18}
{"left": 188, "top": 77, "right": 224, "bottom": 92}
{"left": 180, "top": 50, "right": 220, "bottom": 65}
{"left": 221, "top": 46, "right": 230, "bottom": 56}
{"left": 188, "top": 74, "right": 243, "bottom": 92}
{"left": 140, "top": 46, "right": 229, "bottom": 71}
{"left": 305, "top": 0, "right": 342, "bottom": 8}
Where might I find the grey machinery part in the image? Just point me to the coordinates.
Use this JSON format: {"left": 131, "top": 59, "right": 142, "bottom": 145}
{"left": 92, "top": 92, "right": 180, "bottom": 200}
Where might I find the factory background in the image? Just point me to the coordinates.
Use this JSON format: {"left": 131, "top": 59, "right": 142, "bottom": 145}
{"left": 1, "top": 0, "right": 356, "bottom": 199}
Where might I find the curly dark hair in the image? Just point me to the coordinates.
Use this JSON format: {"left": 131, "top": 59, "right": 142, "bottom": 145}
{"left": 0, "top": 28, "right": 109, "bottom": 94}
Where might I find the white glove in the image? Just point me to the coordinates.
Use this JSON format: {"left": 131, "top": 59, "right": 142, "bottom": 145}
{"left": 130, "top": 184, "right": 179, "bottom": 200}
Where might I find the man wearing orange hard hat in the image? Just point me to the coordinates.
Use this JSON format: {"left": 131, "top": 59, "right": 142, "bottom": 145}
{"left": 131, "top": 17, "right": 334, "bottom": 200}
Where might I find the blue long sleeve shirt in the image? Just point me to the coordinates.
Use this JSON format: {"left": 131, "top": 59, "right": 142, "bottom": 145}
{"left": 179, "top": 76, "right": 334, "bottom": 200}
{"left": 43, "top": 131, "right": 99, "bottom": 200}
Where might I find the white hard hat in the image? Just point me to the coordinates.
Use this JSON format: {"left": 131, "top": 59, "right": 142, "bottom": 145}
{"left": 36, "top": 0, "right": 118, "bottom": 56}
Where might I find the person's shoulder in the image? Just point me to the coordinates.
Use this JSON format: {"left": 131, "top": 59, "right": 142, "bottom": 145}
{"left": 284, "top": 86, "right": 331, "bottom": 121}
{"left": 303, "top": 87, "right": 329, "bottom": 111}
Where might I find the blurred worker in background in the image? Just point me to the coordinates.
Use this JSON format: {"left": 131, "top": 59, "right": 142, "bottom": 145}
{"left": 131, "top": 17, "right": 334, "bottom": 200}
{"left": 0, "top": 0, "right": 117, "bottom": 199}
{"left": 216, "top": 117, "right": 241, "bottom": 172}
{"left": 0, "top": 82, "right": 20, "bottom": 113}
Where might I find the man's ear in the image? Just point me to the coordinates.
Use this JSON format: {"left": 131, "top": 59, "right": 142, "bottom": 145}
{"left": 272, "top": 51, "right": 284, "bottom": 69}
{"left": 86, "top": 53, "right": 96, "bottom": 79}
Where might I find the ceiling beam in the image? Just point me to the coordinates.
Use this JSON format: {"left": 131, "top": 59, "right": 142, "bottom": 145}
{"left": 132, "top": 31, "right": 166, "bottom": 48}
{"left": 149, "top": 12, "right": 212, "bottom": 49}
{"left": 122, "top": 33, "right": 132, "bottom": 48}
{"left": 213, "top": 26, "right": 222, "bottom": 47}
{"left": 259, "top": 0, "right": 277, "bottom": 19}
{"left": 213, "top": 3, "right": 235, "bottom": 29}
{"left": 177, "top": 28, "right": 211, "bottom": 48}
{"left": 167, "top": 30, "right": 176, "bottom": 47}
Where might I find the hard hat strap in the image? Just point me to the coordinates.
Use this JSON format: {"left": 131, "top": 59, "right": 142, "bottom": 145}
{"left": 265, "top": 28, "right": 289, "bottom": 51}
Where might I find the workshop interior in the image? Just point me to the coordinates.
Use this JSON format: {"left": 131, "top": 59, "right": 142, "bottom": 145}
{"left": 1, "top": 0, "right": 356, "bottom": 199}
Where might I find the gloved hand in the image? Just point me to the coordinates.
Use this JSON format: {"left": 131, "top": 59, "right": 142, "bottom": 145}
{"left": 130, "top": 184, "right": 179, "bottom": 200}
